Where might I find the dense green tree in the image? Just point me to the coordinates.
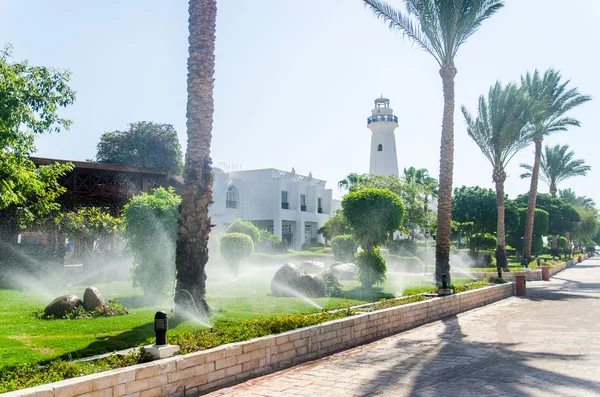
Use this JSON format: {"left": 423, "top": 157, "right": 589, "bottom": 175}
{"left": 96, "top": 121, "right": 183, "bottom": 174}
{"left": 0, "top": 45, "right": 75, "bottom": 231}
{"left": 519, "top": 69, "right": 590, "bottom": 265}
{"left": 175, "top": 0, "right": 216, "bottom": 315}
{"left": 342, "top": 188, "right": 404, "bottom": 288}
{"left": 463, "top": 81, "right": 537, "bottom": 268}
{"left": 506, "top": 208, "right": 549, "bottom": 253}
{"left": 363, "top": 0, "right": 504, "bottom": 285}
{"left": 452, "top": 186, "right": 518, "bottom": 251}
{"left": 338, "top": 173, "right": 367, "bottom": 192}
{"left": 521, "top": 144, "right": 590, "bottom": 197}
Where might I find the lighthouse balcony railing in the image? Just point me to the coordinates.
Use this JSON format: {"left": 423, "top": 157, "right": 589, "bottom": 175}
{"left": 367, "top": 115, "right": 398, "bottom": 124}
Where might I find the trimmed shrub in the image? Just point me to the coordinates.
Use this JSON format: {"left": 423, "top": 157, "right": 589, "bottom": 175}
{"left": 226, "top": 220, "right": 260, "bottom": 243}
{"left": 532, "top": 235, "right": 544, "bottom": 256}
{"left": 470, "top": 234, "right": 497, "bottom": 250}
{"left": 255, "top": 229, "right": 286, "bottom": 254}
{"left": 331, "top": 235, "right": 358, "bottom": 262}
{"left": 122, "top": 187, "right": 180, "bottom": 299}
{"left": 355, "top": 247, "right": 386, "bottom": 288}
{"left": 321, "top": 273, "right": 343, "bottom": 297}
{"left": 386, "top": 239, "right": 417, "bottom": 256}
{"left": 557, "top": 235, "right": 567, "bottom": 249}
{"left": 220, "top": 233, "right": 254, "bottom": 277}
{"left": 342, "top": 188, "right": 405, "bottom": 249}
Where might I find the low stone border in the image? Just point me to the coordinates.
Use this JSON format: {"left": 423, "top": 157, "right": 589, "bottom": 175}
{"left": 6, "top": 283, "right": 515, "bottom": 397}
{"left": 469, "top": 257, "right": 577, "bottom": 281}
{"left": 470, "top": 270, "right": 542, "bottom": 281}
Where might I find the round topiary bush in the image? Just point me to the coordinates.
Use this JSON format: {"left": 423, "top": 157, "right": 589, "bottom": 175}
{"left": 355, "top": 247, "right": 386, "bottom": 289}
{"left": 225, "top": 220, "right": 260, "bottom": 243}
{"left": 220, "top": 233, "right": 254, "bottom": 277}
{"left": 557, "top": 235, "right": 567, "bottom": 249}
{"left": 470, "top": 234, "right": 497, "bottom": 251}
{"left": 331, "top": 235, "right": 358, "bottom": 262}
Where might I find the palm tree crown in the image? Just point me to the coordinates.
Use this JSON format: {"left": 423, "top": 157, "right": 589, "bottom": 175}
{"left": 463, "top": 82, "right": 537, "bottom": 172}
{"left": 559, "top": 188, "right": 596, "bottom": 209}
{"left": 520, "top": 144, "right": 591, "bottom": 196}
{"left": 363, "top": 0, "right": 504, "bottom": 67}
{"left": 521, "top": 69, "right": 591, "bottom": 139}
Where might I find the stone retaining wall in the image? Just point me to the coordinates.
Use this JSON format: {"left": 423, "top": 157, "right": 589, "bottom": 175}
{"left": 6, "top": 283, "right": 515, "bottom": 397}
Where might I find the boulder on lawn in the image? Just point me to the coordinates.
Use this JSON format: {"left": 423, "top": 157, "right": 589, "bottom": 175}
{"left": 83, "top": 286, "right": 105, "bottom": 311}
{"left": 271, "top": 263, "right": 301, "bottom": 297}
{"left": 298, "top": 261, "right": 325, "bottom": 275}
{"left": 329, "top": 262, "right": 343, "bottom": 269}
{"left": 296, "top": 275, "right": 328, "bottom": 298}
{"left": 329, "top": 263, "right": 357, "bottom": 281}
{"left": 44, "top": 295, "right": 83, "bottom": 318}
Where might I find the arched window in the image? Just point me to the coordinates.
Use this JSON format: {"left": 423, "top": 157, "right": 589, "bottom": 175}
{"left": 377, "top": 144, "right": 383, "bottom": 152}
{"left": 226, "top": 186, "right": 238, "bottom": 208}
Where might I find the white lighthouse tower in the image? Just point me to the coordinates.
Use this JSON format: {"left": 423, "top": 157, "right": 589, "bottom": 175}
{"left": 367, "top": 97, "right": 399, "bottom": 177}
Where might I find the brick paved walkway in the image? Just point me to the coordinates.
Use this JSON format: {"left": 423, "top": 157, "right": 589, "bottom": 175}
{"left": 204, "top": 258, "right": 600, "bottom": 397}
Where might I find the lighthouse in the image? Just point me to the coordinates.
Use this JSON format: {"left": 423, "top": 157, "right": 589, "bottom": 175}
{"left": 367, "top": 97, "right": 399, "bottom": 177}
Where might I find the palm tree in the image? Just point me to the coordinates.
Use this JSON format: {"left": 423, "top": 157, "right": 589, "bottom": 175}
{"left": 403, "top": 167, "right": 438, "bottom": 212}
{"left": 520, "top": 144, "right": 591, "bottom": 196}
{"left": 363, "top": 0, "right": 504, "bottom": 285}
{"left": 174, "top": 0, "right": 217, "bottom": 315}
{"left": 559, "top": 188, "right": 596, "bottom": 209}
{"left": 463, "top": 82, "right": 536, "bottom": 269}
{"left": 338, "top": 172, "right": 367, "bottom": 192}
{"left": 519, "top": 69, "right": 590, "bottom": 264}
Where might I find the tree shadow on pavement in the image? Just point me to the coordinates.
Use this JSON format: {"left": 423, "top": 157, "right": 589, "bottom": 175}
{"left": 354, "top": 316, "right": 600, "bottom": 397}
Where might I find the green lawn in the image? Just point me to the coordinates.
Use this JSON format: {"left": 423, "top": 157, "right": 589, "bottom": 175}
{"left": 0, "top": 264, "right": 467, "bottom": 369}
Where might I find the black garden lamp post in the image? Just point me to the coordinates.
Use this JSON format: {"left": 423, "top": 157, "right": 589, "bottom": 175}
{"left": 154, "top": 311, "right": 168, "bottom": 346}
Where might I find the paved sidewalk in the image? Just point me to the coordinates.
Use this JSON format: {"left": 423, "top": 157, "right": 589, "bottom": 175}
{"left": 204, "top": 258, "right": 600, "bottom": 397}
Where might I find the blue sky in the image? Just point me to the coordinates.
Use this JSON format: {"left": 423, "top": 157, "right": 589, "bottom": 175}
{"left": 2, "top": 1, "right": 599, "bottom": 202}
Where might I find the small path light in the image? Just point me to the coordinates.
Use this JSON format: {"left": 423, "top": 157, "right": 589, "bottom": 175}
{"left": 154, "top": 311, "right": 168, "bottom": 346}
{"left": 441, "top": 274, "right": 448, "bottom": 290}
{"left": 537, "top": 257, "right": 541, "bottom": 267}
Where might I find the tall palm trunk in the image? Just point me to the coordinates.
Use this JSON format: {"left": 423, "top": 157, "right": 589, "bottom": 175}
{"left": 493, "top": 169, "right": 508, "bottom": 269}
{"left": 522, "top": 138, "right": 542, "bottom": 265}
{"left": 174, "top": 0, "right": 216, "bottom": 314}
{"left": 549, "top": 181, "right": 557, "bottom": 197}
{"left": 435, "top": 65, "right": 457, "bottom": 286}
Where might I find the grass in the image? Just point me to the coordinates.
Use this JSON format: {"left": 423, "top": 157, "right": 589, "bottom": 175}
{"left": 0, "top": 264, "right": 472, "bottom": 370}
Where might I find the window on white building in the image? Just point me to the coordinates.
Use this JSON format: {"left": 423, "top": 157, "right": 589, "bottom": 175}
{"left": 300, "top": 194, "right": 306, "bottom": 211}
{"left": 317, "top": 197, "right": 323, "bottom": 213}
{"left": 281, "top": 191, "right": 289, "bottom": 209}
{"left": 226, "top": 186, "right": 238, "bottom": 208}
{"left": 377, "top": 144, "right": 383, "bottom": 152}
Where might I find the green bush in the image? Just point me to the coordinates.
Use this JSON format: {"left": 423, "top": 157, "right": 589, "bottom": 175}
{"left": 321, "top": 273, "right": 343, "bottom": 297}
{"left": 220, "top": 233, "right": 254, "bottom": 277}
{"left": 355, "top": 247, "right": 386, "bottom": 288}
{"left": 122, "top": 187, "right": 180, "bottom": 299}
{"left": 386, "top": 255, "right": 424, "bottom": 273}
{"left": 469, "top": 234, "right": 497, "bottom": 250}
{"left": 255, "top": 229, "right": 286, "bottom": 254}
{"left": 37, "top": 299, "right": 129, "bottom": 320}
{"left": 532, "top": 235, "right": 544, "bottom": 256}
{"left": 331, "top": 235, "right": 358, "bottom": 262}
{"left": 557, "top": 235, "right": 567, "bottom": 249}
{"left": 342, "top": 188, "right": 405, "bottom": 249}
{"left": 386, "top": 239, "right": 417, "bottom": 256}
{"left": 226, "top": 220, "right": 260, "bottom": 243}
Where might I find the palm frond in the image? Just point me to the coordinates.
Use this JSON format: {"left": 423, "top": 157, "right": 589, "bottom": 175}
{"left": 363, "top": 0, "right": 504, "bottom": 66}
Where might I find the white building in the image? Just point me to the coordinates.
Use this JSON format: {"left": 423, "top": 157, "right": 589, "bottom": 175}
{"left": 368, "top": 97, "right": 399, "bottom": 177}
{"left": 210, "top": 167, "right": 332, "bottom": 250}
